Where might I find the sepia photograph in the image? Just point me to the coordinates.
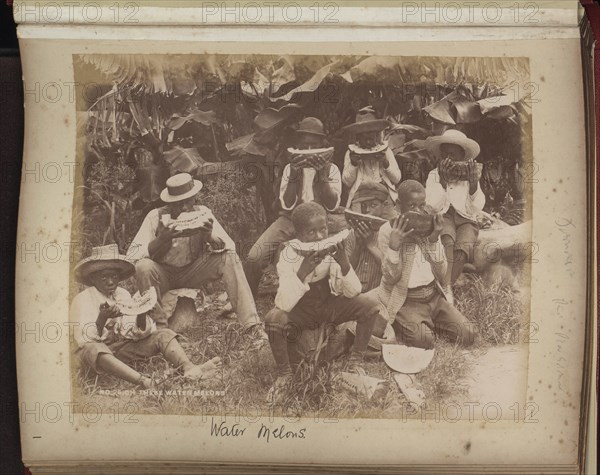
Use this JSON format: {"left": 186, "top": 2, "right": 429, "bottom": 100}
{"left": 68, "top": 52, "right": 535, "bottom": 420}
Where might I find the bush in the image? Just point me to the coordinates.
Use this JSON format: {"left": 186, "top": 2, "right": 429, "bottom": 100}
{"left": 199, "top": 169, "right": 264, "bottom": 258}
{"left": 81, "top": 158, "right": 144, "bottom": 256}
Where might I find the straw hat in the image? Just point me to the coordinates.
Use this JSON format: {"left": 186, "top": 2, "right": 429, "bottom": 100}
{"left": 74, "top": 243, "right": 135, "bottom": 286}
{"left": 425, "top": 129, "right": 480, "bottom": 161}
{"left": 160, "top": 173, "right": 203, "bottom": 203}
{"left": 341, "top": 106, "right": 390, "bottom": 135}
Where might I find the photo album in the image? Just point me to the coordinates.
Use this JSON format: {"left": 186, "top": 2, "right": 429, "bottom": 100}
{"left": 13, "top": 1, "right": 597, "bottom": 473}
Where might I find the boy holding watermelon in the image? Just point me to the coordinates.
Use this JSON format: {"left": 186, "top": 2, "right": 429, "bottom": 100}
{"left": 243, "top": 117, "right": 342, "bottom": 298}
{"left": 345, "top": 181, "right": 393, "bottom": 293}
{"left": 377, "top": 180, "right": 478, "bottom": 349}
{"left": 264, "top": 202, "right": 378, "bottom": 402}
{"left": 71, "top": 244, "right": 222, "bottom": 388}
{"left": 341, "top": 106, "right": 401, "bottom": 207}
{"left": 425, "top": 129, "right": 485, "bottom": 284}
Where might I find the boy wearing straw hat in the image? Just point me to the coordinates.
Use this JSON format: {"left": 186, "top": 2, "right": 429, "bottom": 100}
{"left": 424, "top": 129, "right": 486, "bottom": 285}
{"left": 341, "top": 106, "right": 401, "bottom": 207}
{"left": 70, "top": 244, "right": 222, "bottom": 387}
{"left": 128, "top": 173, "right": 267, "bottom": 341}
{"left": 243, "top": 117, "right": 342, "bottom": 298}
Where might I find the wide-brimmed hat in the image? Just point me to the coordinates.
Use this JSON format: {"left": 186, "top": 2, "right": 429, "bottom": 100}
{"left": 160, "top": 173, "right": 203, "bottom": 203}
{"left": 352, "top": 181, "right": 389, "bottom": 204}
{"left": 294, "top": 117, "right": 326, "bottom": 137}
{"left": 425, "top": 129, "right": 480, "bottom": 161}
{"left": 74, "top": 243, "right": 135, "bottom": 286}
{"left": 341, "top": 106, "right": 390, "bottom": 135}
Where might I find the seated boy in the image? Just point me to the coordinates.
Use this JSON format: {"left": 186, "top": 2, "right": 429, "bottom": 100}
{"left": 243, "top": 117, "right": 342, "bottom": 298}
{"left": 341, "top": 106, "right": 401, "bottom": 207}
{"left": 377, "top": 180, "right": 478, "bottom": 349}
{"left": 264, "top": 202, "right": 378, "bottom": 398}
{"left": 346, "top": 181, "right": 395, "bottom": 293}
{"left": 425, "top": 129, "right": 485, "bottom": 284}
{"left": 71, "top": 244, "right": 222, "bottom": 388}
{"left": 129, "top": 173, "right": 266, "bottom": 342}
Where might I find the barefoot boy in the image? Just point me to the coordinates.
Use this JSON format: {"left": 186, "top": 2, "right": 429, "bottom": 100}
{"left": 425, "top": 129, "right": 485, "bottom": 284}
{"left": 378, "top": 180, "right": 478, "bottom": 349}
{"left": 71, "top": 244, "right": 221, "bottom": 387}
{"left": 264, "top": 202, "right": 378, "bottom": 396}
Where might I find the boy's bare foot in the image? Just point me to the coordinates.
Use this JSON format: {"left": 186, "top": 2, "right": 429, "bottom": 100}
{"left": 138, "top": 376, "right": 154, "bottom": 389}
{"left": 183, "top": 357, "right": 223, "bottom": 381}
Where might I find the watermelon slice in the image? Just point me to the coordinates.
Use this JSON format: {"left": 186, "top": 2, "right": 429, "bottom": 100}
{"left": 161, "top": 211, "right": 211, "bottom": 232}
{"left": 402, "top": 212, "right": 434, "bottom": 238}
{"left": 287, "top": 147, "right": 334, "bottom": 169}
{"left": 287, "top": 229, "right": 350, "bottom": 257}
{"left": 348, "top": 141, "right": 389, "bottom": 156}
{"left": 344, "top": 209, "right": 388, "bottom": 231}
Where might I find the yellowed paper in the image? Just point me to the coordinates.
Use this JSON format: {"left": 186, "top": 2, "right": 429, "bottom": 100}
{"left": 14, "top": 15, "right": 591, "bottom": 474}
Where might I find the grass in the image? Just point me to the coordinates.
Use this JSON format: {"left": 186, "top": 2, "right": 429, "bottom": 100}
{"left": 72, "top": 269, "right": 528, "bottom": 419}
{"left": 454, "top": 272, "right": 525, "bottom": 346}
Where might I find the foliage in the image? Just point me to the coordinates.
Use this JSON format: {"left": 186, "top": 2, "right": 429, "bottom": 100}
{"left": 198, "top": 169, "right": 264, "bottom": 255}
{"left": 81, "top": 158, "right": 144, "bottom": 256}
{"left": 76, "top": 54, "right": 532, "bottom": 219}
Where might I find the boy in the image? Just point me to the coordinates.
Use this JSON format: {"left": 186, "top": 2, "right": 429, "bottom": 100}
{"left": 341, "top": 106, "right": 401, "bottom": 206}
{"left": 346, "top": 181, "right": 395, "bottom": 293}
{"left": 378, "top": 180, "right": 478, "bottom": 349}
{"left": 243, "top": 117, "right": 342, "bottom": 297}
{"left": 425, "top": 129, "right": 485, "bottom": 284}
{"left": 129, "top": 173, "right": 266, "bottom": 342}
{"left": 264, "top": 202, "right": 378, "bottom": 399}
{"left": 71, "top": 244, "right": 221, "bottom": 388}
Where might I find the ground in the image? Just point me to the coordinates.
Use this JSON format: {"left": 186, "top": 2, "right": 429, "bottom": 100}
{"left": 72, "top": 270, "right": 527, "bottom": 420}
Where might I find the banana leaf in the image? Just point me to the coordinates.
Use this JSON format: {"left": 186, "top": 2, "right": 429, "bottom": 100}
{"left": 166, "top": 110, "right": 220, "bottom": 130}
{"left": 163, "top": 145, "right": 205, "bottom": 175}
{"left": 278, "top": 61, "right": 340, "bottom": 102}
{"left": 387, "top": 123, "right": 431, "bottom": 136}
{"left": 423, "top": 96, "right": 456, "bottom": 125}
{"left": 136, "top": 163, "right": 169, "bottom": 203}
{"left": 225, "top": 133, "right": 255, "bottom": 157}
{"left": 451, "top": 96, "right": 482, "bottom": 124}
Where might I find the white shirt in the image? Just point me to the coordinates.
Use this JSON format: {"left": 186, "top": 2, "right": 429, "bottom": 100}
{"left": 274, "top": 243, "right": 362, "bottom": 312}
{"left": 279, "top": 163, "right": 342, "bottom": 212}
{"left": 70, "top": 286, "right": 155, "bottom": 348}
{"left": 408, "top": 245, "right": 435, "bottom": 288}
{"left": 127, "top": 205, "right": 235, "bottom": 262}
{"left": 425, "top": 168, "right": 485, "bottom": 220}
